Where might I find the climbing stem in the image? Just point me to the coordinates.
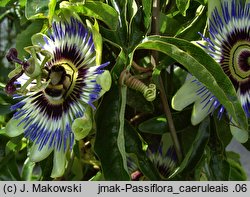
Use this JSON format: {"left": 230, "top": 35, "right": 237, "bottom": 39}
{"left": 159, "top": 76, "right": 183, "bottom": 163}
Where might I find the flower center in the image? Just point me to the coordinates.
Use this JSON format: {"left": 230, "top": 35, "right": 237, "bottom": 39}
{"left": 229, "top": 41, "right": 250, "bottom": 81}
{"left": 44, "top": 62, "right": 77, "bottom": 101}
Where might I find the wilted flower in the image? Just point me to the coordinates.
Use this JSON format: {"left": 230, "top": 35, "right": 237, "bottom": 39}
{"left": 172, "top": 0, "right": 250, "bottom": 140}
{"left": 5, "top": 17, "right": 111, "bottom": 177}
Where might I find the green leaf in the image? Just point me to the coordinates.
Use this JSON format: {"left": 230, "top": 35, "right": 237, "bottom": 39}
{"left": 20, "top": 0, "right": 27, "bottom": 7}
{"left": 0, "top": 104, "right": 11, "bottom": 115}
{"left": 193, "top": 154, "right": 208, "bottom": 180}
{"left": 60, "top": 1, "right": 118, "bottom": 30}
{"left": 127, "top": 0, "right": 146, "bottom": 50}
{"left": 138, "top": 110, "right": 191, "bottom": 134}
{"left": 176, "top": 5, "right": 207, "bottom": 40}
{"left": 48, "top": 0, "right": 57, "bottom": 25}
{"left": 70, "top": 157, "right": 83, "bottom": 181}
{"left": 90, "top": 171, "right": 104, "bottom": 181}
{"left": 110, "top": 47, "right": 127, "bottom": 80}
{"left": 138, "top": 115, "right": 167, "bottom": 135}
{"left": 227, "top": 151, "right": 247, "bottom": 181}
{"left": 142, "top": 0, "right": 152, "bottom": 29}
{"left": 94, "top": 85, "right": 130, "bottom": 180}
{"left": 117, "top": 84, "right": 129, "bottom": 179}
{"left": 3, "top": 164, "right": 21, "bottom": 181}
{"left": 25, "top": 0, "right": 56, "bottom": 22}
{"left": 159, "top": 13, "right": 182, "bottom": 36}
{"left": 126, "top": 89, "right": 154, "bottom": 113}
{"left": 16, "top": 21, "right": 43, "bottom": 58}
{"left": 39, "top": 153, "right": 53, "bottom": 181}
{"left": 213, "top": 116, "right": 232, "bottom": 147}
{"left": 127, "top": 0, "right": 138, "bottom": 21}
{"left": 175, "top": 117, "right": 210, "bottom": 176}
{"left": 176, "top": 0, "right": 191, "bottom": 16}
{"left": 207, "top": 118, "right": 230, "bottom": 181}
{"left": 0, "top": 151, "right": 13, "bottom": 169}
{"left": 0, "top": 152, "right": 21, "bottom": 181}
{"left": 0, "top": 0, "right": 24, "bottom": 8}
{"left": 5, "top": 135, "right": 25, "bottom": 154}
{"left": 137, "top": 36, "right": 248, "bottom": 130}
{"left": 208, "top": 153, "right": 230, "bottom": 181}
{"left": 0, "top": 90, "right": 15, "bottom": 105}
{"left": 0, "top": 0, "right": 11, "bottom": 7}
{"left": 0, "top": 135, "right": 8, "bottom": 161}
{"left": 100, "top": 0, "right": 129, "bottom": 47}
{"left": 25, "top": 0, "right": 48, "bottom": 19}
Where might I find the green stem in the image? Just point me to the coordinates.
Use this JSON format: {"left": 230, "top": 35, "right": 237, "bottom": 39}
{"left": 118, "top": 84, "right": 129, "bottom": 175}
{"left": 159, "top": 76, "right": 183, "bottom": 163}
{"left": 151, "top": 0, "right": 182, "bottom": 163}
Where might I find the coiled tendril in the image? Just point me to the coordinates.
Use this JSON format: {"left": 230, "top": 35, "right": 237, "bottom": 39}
{"left": 119, "top": 70, "right": 156, "bottom": 102}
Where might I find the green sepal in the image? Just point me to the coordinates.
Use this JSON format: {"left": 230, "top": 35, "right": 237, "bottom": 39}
{"left": 230, "top": 120, "right": 249, "bottom": 143}
{"left": 96, "top": 70, "right": 112, "bottom": 97}
{"left": 50, "top": 149, "right": 67, "bottom": 178}
{"left": 72, "top": 106, "right": 92, "bottom": 141}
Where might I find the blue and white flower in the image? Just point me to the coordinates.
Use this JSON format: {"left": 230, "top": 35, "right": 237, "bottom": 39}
{"left": 172, "top": 0, "right": 250, "bottom": 142}
{"left": 5, "top": 17, "right": 111, "bottom": 177}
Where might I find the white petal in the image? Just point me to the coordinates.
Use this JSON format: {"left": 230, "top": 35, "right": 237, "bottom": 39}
{"left": 172, "top": 76, "right": 200, "bottom": 111}
{"left": 29, "top": 142, "right": 53, "bottom": 162}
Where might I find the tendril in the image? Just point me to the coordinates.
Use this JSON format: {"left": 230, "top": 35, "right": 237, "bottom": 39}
{"left": 119, "top": 70, "right": 156, "bottom": 102}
